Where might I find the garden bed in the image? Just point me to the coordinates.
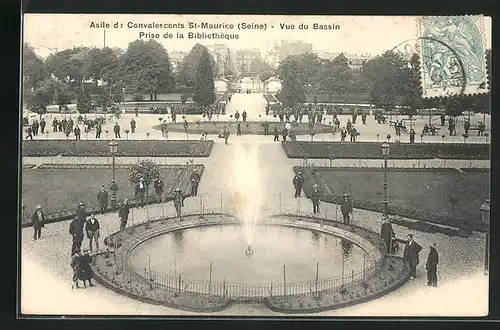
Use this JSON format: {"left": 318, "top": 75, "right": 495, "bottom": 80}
{"left": 21, "top": 140, "right": 214, "bottom": 157}
{"left": 283, "top": 141, "right": 490, "bottom": 160}
{"left": 264, "top": 256, "right": 408, "bottom": 314}
{"left": 153, "top": 121, "right": 333, "bottom": 135}
{"left": 20, "top": 164, "right": 204, "bottom": 227}
{"left": 295, "top": 166, "right": 489, "bottom": 233}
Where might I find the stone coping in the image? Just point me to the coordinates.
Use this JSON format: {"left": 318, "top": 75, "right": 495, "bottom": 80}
{"left": 92, "top": 212, "right": 403, "bottom": 312}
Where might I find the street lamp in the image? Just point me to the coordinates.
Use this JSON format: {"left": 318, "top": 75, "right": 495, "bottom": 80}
{"left": 109, "top": 140, "right": 119, "bottom": 211}
{"left": 480, "top": 199, "right": 490, "bottom": 275}
{"left": 381, "top": 142, "right": 391, "bottom": 219}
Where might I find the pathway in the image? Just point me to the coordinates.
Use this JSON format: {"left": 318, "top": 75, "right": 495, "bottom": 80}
{"left": 21, "top": 93, "right": 489, "bottom": 316}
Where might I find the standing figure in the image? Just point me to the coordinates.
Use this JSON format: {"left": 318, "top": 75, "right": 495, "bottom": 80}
{"left": 403, "top": 233, "right": 422, "bottom": 279}
{"left": 292, "top": 172, "right": 304, "bottom": 198}
{"left": 282, "top": 127, "right": 287, "bottom": 141}
{"left": 223, "top": 126, "right": 230, "bottom": 145}
{"left": 341, "top": 193, "right": 353, "bottom": 225}
{"left": 74, "top": 125, "right": 81, "bottom": 140}
{"left": 237, "top": 123, "right": 242, "bottom": 136}
{"left": 273, "top": 126, "right": 279, "bottom": 142}
{"left": 25, "top": 126, "right": 33, "bottom": 140}
{"left": 409, "top": 129, "right": 416, "bottom": 143}
{"left": 153, "top": 177, "right": 164, "bottom": 202}
{"left": 69, "top": 215, "right": 85, "bottom": 256}
{"left": 97, "top": 185, "right": 109, "bottom": 214}
{"left": 31, "top": 205, "right": 45, "bottom": 240}
{"left": 173, "top": 188, "right": 185, "bottom": 220}
{"left": 118, "top": 198, "right": 130, "bottom": 230}
{"left": 70, "top": 250, "right": 83, "bottom": 290}
{"left": 135, "top": 178, "right": 146, "bottom": 208}
{"left": 311, "top": 184, "right": 321, "bottom": 214}
{"left": 190, "top": 170, "right": 201, "bottom": 196}
{"left": 95, "top": 123, "right": 102, "bottom": 139}
{"left": 234, "top": 111, "right": 240, "bottom": 122}
{"left": 40, "top": 118, "right": 46, "bottom": 134}
{"left": 380, "top": 217, "right": 395, "bottom": 254}
{"left": 79, "top": 249, "right": 95, "bottom": 287}
{"left": 242, "top": 110, "right": 247, "bottom": 122}
{"left": 263, "top": 121, "right": 269, "bottom": 135}
{"left": 85, "top": 213, "right": 100, "bottom": 252}
{"left": 130, "top": 118, "right": 136, "bottom": 133}
{"left": 426, "top": 243, "right": 439, "bottom": 287}
{"left": 361, "top": 113, "right": 367, "bottom": 125}
{"left": 113, "top": 122, "right": 121, "bottom": 138}
{"left": 161, "top": 120, "right": 168, "bottom": 138}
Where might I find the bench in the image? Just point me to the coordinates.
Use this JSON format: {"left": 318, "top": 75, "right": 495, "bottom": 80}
{"left": 422, "top": 126, "right": 441, "bottom": 136}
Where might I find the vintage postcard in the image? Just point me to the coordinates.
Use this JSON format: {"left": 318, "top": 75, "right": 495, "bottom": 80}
{"left": 20, "top": 14, "right": 491, "bottom": 317}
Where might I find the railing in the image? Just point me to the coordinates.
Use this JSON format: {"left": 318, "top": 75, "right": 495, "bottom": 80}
{"left": 126, "top": 253, "right": 383, "bottom": 301}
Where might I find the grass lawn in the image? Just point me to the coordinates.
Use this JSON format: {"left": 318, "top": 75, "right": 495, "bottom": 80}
{"left": 297, "top": 167, "right": 489, "bottom": 231}
{"left": 153, "top": 121, "right": 333, "bottom": 135}
{"left": 21, "top": 166, "right": 184, "bottom": 218}
{"left": 21, "top": 140, "right": 214, "bottom": 157}
{"left": 283, "top": 141, "right": 490, "bottom": 160}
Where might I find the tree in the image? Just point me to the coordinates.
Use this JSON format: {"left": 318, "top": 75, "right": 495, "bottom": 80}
{"left": 85, "top": 47, "right": 119, "bottom": 83}
{"left": 177, "top": 44, "right": 216, "bottom": 87}
{"left": 128, "top": 160, "right": 161, "bottom": 196}
{"left": 45, "top": 47, "right": 90, "bottom": 90}
{"left": 25, "top": 87, "right": 52, "bottom": 119}
{"left": 278, "top": 53, "right": 322, "bottom": 93}
{"left": 41, "top": 77, "right": 74, "bottom": 111}
{"left": 22, "top": 44, "right": 46, "bottom": 93}
{"left": 362, "top": 51, "right": 408, "bottom": 111}
{"left": 76, "top": 89, "right": 93, "bottom": 115}
{"left": 316, "top": 54, "right": 353, "bottom": 102}
{"left": 277, "top": 59, "right": 306, "bottom": 107}
{"left": 193, "top": 48, "right": 216, "bottom": 105}
{"left": 401, "top": 53, "right": 423, "bottom": 117}
{"left": 115, "top": 40, "right": 175, "bottom": 100}
{"left": 249, "top": 57, "right": 276, "bottom": 82}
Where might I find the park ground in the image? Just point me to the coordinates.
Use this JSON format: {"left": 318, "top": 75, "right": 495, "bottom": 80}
{"left": 21, "top": 93, "right": 489, "bottom": 316}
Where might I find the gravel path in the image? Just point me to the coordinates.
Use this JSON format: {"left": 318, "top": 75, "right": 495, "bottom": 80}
{"left": 21, "top": 93, "right": 489, "bottom": 316}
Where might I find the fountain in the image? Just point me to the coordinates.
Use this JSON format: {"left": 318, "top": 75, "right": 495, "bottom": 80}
{"left": 231, "top": 143, "right": 262, "bottom": 251}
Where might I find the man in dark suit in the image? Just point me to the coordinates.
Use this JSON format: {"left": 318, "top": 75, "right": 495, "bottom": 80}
{"left": 426, "top": 243, "right": 439, "bottom": 287}
{"left": 190, "top": 170, "right": 201, "bottom": 196}
{"left": 97, "top": 185, "right": 109, "bottom": 214}
{"left": 403, "top": 233, "right": 422, "bottom": 279}
{"left": 31, "top": 205, "right": 45, "bottom": 240}
{"left": 118, "top": 198, "right": 130, "bottom": 230}
{"left": 380, "top": 217, "right": 395, "bottom": 254}
{"left": 311, "top": 184, "right": 321, "bottom": 214}
{"left": 341, "top": 193, "right": 353, "bottom": 225}
{"left": 292, "top": 172, "right": 304, "bottom": 198}
{"left": 69, "top": 216, "right": 84, "bottom": 256}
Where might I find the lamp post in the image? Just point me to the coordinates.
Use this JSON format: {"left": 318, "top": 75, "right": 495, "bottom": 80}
{"left": 109, "top": 140, "right": 119, "bottom": 211}
{"left": 381, "top": 142, "right": 391, "bottom": 220}
{"left": 480, "top": 199, "right": 490, "bottom": 275}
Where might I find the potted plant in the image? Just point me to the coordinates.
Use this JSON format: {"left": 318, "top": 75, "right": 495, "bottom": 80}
{"left": 386, "top": 133, "right": 391, "bottom": 142}
{"left": 484, "top": 132, "right": 489, "bottom": 143}
{"left": 124, "top": 129, "right": 130, "bottom": 140}
{"left": 441, "top": 134, "right": 445, "bottom": 143}
{"left": 146, "top": 132, "right": 150, "bottom": 140}
{"left": 420, "top": 134, "right": 423, "bottom": 143}
{"left": 310, "top": 132, "right": 315, "bottom": 142}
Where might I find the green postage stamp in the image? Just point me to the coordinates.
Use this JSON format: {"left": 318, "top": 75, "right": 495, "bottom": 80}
{"left": 417, "top": 15, "right": 489, "bottom": 98}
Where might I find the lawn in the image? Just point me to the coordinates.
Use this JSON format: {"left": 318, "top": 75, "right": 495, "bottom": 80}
{"left": 21, "top": 140, "right": 214, "bottom": 157}
{"left": 296, "top": 166, "right": 490, "bottom": 231}
{"left": 153, "top": 121, "right": 333, "bottom": 135}
{"left": 282, "top": 141, "right": 491, "bottom": 160}
{"left": 21, "top": 164, "right": 201, "bottom": 224}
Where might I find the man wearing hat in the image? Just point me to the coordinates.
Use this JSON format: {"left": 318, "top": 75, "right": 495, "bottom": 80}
{"left": 173, "top": 188, "right": 185, "bottom": 220}
{"left": 190, "top": 170, "right": 201, "bottom": 196}
{"left": 69, "top": 214, "right": 85, "bottom": 256}
{"left": 292, "top": 172, "right": 304, "bottom": 198}
{"left": 79, "top": 249, "right": 95, "bottom": 288}
{"left": 97, "top": 185, "right": 109, "bottom": 214}
{"left": 85, "top": 212, "right": 100, "bottom": 252}
{"left": 153, "top": 177, "right": 165, "bottom": 202}
{"left": 31, "top": 205, "right": 46, "bottom": 240}
{"left": 425, "top": 243, "right": 439, "bottom": 287}
{"left": 118, "top": 198, "right": 130, "bottom": 230}
{"left": 70, "top": 249, "right": 83, "bottom": 290}
{"left": 380, "top": 217, "right": 395, "bottom": 254}
{"left": 76, "top": 202, "right": 87, "bottom": 223}
{"left": 403, "top": 233, "right": 422, "bottom": 279}
{"left": 341, "top": 193, "right": 353, "bottom": 225}
{"left": 135, "top": 177, "right": 146, "bottom": 208}
{"left": 311, "top": 184, "right": 321, "bottom": 214}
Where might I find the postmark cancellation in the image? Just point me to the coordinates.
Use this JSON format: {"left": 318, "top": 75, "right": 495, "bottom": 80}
{"left": 417, "top": 15, "right": 489, "bottom": 98}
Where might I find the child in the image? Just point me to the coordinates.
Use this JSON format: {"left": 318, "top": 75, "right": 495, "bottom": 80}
{"left": 70, "top": 249, "right": 82, "bottom": 290}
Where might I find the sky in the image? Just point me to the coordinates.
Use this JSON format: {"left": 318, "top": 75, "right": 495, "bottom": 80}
{"left": 23, "top": 14, "right": 492, "bottom": 58}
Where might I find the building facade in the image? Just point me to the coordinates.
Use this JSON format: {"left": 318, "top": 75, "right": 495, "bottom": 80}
{"left": 277, "top": 41, "right": 313, "bottom": 61}
{"left": 315, "top": 51, "right": 372, "bottom": 70}
{"left": 207, "top": 44, "right": 232, "bottom": 77}
{"left": 235, "top": 49, "right": 261, "bottom": 74}
{"left": 168, "top": 51, "right": 187, "bottom": 72}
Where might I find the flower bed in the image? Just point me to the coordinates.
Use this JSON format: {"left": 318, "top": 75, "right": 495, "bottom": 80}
{"left": 21, "top": 140, "right": 214, "bottom": 157}
{"left": 20, "top": 164, "right": 203, "bottom": 227}
{"left": 296, "top": 166, "right": 489, "bottom": 233}
{"left": 153, "top": 121, "right": 333, "bottom": 135}
{"left": 282, "top": 141, "right": 491, "bottom": 160}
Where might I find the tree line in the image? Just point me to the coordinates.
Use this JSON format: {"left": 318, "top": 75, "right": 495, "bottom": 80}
{"left": 22, "top": 41, "right": 217, "bottom": 116}
{"left": 276, "top": 50, "right": 491, "bottom": 117}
